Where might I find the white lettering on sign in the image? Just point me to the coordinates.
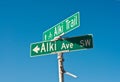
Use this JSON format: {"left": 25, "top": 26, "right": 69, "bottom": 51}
{"left": 70, "top": 43, "right": 73, "bottom": 48}
{"left": 41, "top": 43, "right": 46, "bottom": 52}
{"left": 49, "top": 42, "right": 54, "bottom": 51}
{"left": 54, "top": 24, "right": 63, "bottom": 36}
{"left": 46, "top": 42, "right": 49, "bottom": 52}
{"left": 48, "top": 32, "right": 52, "bottom": 39}
{"left": 61, "top": 43, "right": 73, "bottom": 50}
{"left": 32, "top": 42, "right": 57, "bottom": 53}
{"left": 61, "top": 43, "right": 66, "bottom": 49}
{"left": 80, "top": 39, "right": 91, "bottom": 47}
{"left": 66, "top": 15, "right": 77, "bottom": 30}
{"left": 44, "top": 34, "right": 47, "bottom": 40}
{"left": 49, "top": 42, "right": 56, "bottom": 52}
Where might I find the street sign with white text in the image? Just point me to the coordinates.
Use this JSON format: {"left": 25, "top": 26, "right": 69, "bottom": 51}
{"left": 30, "top": 34, "right": 93, "bottom": 57}
{"left": 43, "top": 12, "right": 80, "bottom": 41}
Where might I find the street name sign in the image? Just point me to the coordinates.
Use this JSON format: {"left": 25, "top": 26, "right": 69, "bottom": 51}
{"left": 43, "top": 12, "right": 80, "bottom": 41}
{"left": 30, "top": 34, "right": 93, "bottom": 57}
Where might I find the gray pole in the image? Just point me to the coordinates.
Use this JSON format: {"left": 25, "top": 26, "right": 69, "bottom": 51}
{"left": 58, "top": 52, "right": 64, "bottom": 82}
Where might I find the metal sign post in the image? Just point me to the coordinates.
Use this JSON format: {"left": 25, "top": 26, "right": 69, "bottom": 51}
{"left": 58, "top": 52, "right": 64, "bottom": 82}
{"left": 57, "top": 52, "right": 78, "bottom": 82}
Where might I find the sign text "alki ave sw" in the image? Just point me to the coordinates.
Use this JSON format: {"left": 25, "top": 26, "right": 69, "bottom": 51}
{"left": 30, "top": 35, "right": 93, "bottom": 57}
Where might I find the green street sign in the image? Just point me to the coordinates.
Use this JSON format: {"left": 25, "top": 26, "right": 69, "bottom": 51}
{"left": 30, "top": 34, "right": 93, "bottom": 57}
{"left": 43, "top": 12, "right": 80, "bottom": 41}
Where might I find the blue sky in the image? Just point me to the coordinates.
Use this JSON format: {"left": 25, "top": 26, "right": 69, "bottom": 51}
{"left": 0, "top": 0, "right": 120, "bottom": 82}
